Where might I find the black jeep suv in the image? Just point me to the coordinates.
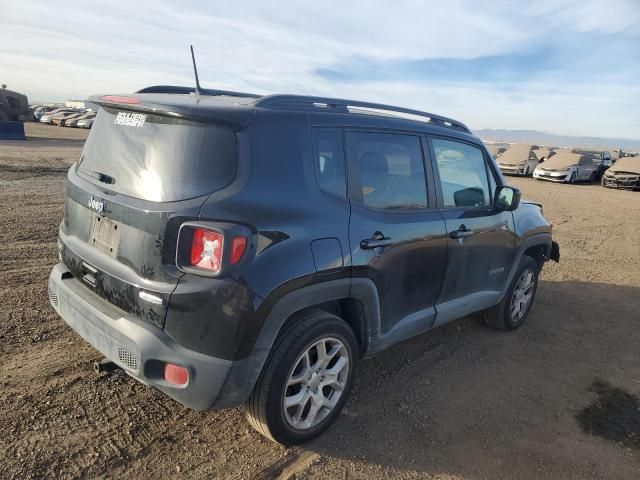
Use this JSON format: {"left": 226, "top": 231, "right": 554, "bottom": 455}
{"left": 48, "top": 87, "right": 559, "bottom": 445}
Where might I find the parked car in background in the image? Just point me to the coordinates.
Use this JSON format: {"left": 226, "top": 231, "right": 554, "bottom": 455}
{"left": 572, "top": 149, "right": 611, "bottom": 178}
{"left": 64, "top": 112, "right": 95, "bottom": 127}
{"left": 534, "top": 147, "right": 556, "bottom": 163}
{"left": 52, "top": 111, "right": 86, "bottom": 126}
{"left": 497, "top": 144, "right": 540, "bottom": 176}
{"left": 48, "top": 88, "right": 559, "bottom": 445}
{"left": 533, "top": 151, "right": 599, "bottom": 183}
{"left": 76, "top": 117, "right": 95, "bottom": 129}
{"left": 606, "top": 148, "right": 622, "bottom": 167}
{"left": 485, "top": 144, "right": 507, "bottom": 159}
{"left": 601, "top": 156, "right": 640, "bottom": 190}
{"left": 33, "top": 105, "right": 58, "bottom": 121}
{"left": 40, "top": 108, "right": 74, "bottom": 123}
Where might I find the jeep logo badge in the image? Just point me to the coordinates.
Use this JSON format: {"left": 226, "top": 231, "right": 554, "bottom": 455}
{"left": 88, "top": 196, "right": 104, "bottom": 214}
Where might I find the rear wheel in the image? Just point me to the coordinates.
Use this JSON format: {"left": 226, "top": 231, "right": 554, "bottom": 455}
{"left": 245, "top": 310, "right": 358, "bottom": 445}
{"left": 483, "top": 255, "right": 539, "bottom": 331}
{"left": 589, "top": 171, "right": 597, "bottom": 182}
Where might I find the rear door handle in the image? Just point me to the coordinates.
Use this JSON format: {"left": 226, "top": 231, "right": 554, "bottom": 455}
{"left": 360, "top": 231, "right": 394, "bottom": 249}
{"left": 449, "top": 225, "right": 474, "bottom": 239}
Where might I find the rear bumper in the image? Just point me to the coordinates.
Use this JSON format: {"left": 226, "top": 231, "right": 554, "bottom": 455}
{"left": 48, "top": 263, "right": 249, "bottom": 410}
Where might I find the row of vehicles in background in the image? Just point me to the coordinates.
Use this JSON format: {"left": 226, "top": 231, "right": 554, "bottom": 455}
{"left": 31, "top": 105, "right": 96, "bottom": 128}
{"left": 486, "top": 142, "right": 640, "bottom": 190}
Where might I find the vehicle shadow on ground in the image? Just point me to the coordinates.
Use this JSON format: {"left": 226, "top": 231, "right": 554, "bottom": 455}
{"left": 304, "top": 280, "right": 640, "bottom": 478}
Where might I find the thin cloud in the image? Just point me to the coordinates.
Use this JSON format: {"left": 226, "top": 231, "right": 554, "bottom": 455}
{"left": 1, "top": 0, "right": 638, "bottom": 137}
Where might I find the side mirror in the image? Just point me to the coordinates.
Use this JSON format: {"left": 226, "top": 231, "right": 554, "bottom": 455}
{"left": 495, "top": 185, "right": 521, "bottom": 211}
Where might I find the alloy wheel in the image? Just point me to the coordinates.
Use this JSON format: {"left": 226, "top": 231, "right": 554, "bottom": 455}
{"left": 510, "top": 269, "right": 535, "bottom": 321}
{"left": 283, "top": 337, "right": 349, "bottom": 431}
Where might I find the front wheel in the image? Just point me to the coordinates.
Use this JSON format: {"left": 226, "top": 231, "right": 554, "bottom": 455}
{"left": 568, "top": 172, "right": 576, "bottom": 184}
{"left": 483, "top": 255, "right": 540, "bottom": 330}
{"left": 245, "top": 310, "right": 358, "bottom": 445}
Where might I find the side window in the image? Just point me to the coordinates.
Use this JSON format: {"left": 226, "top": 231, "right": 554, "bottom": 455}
{"left": 432, "top": 138, "right": 491, "bottom": 208}
{"left": 346, "top": 132, "right": 428, "bottom": 210}
{"left": 313, "top": 129, "right": 346, "bottom": 198}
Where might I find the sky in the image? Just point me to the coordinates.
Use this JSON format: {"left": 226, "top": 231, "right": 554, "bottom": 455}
{"left": 2, "top": 0, "right": 639, "bottom": 138}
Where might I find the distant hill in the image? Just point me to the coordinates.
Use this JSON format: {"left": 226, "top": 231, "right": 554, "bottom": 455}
{"left": 474, "top": 129, "right": 640, "bottom": 152}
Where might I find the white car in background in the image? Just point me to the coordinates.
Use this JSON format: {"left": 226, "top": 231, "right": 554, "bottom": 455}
{"left": 39, "top": 108, "right": 74, "bottom": 123}
{"left": 65, "top": 112, "right": 96, "bottom": 127}
{"left": 533, "top": 151, "right": 599, "bottom": 184}
{"left": 76, "top": 117, "right": 95, "bottom": 129}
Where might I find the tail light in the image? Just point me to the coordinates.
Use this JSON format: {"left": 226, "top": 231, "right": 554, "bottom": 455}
{"left": 230, "top": 236, "right": 247, "bottom": 265}
{"left": 178, "top": 223, "right": 249, "bottom": 276}
{"left": 190, "top": 228, "right": 224, "bottom": 273}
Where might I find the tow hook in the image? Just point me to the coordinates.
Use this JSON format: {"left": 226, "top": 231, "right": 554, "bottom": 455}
{"left": 94, "top": 358, "right": 123, "bottom": 375}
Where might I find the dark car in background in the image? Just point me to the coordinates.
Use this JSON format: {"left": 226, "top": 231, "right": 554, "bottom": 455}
{"left": 0, "top": 85, "right": 32, "bottom": 122}
{"left": 48, "top": 87, "right": 559, "bottom": 445}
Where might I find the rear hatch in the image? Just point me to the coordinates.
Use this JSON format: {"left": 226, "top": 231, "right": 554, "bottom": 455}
{"left": 60, "top": 101, "right": 238, "bottom": 328}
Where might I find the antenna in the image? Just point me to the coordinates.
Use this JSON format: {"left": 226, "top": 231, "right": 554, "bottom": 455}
{"left": 190, "top": 45, "right": 202, "bottom": 95}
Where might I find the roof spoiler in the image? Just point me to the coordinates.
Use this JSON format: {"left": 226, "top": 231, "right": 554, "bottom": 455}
{"left": 89, "top": 93, "right": 255, "bottom": 128}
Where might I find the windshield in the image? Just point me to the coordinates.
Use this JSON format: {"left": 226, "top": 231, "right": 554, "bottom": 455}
{"left": 77, "top": 107, "right": 237, "bottom": 202}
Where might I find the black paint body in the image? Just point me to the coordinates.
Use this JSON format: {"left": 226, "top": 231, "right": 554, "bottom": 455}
{"left": 51, "top": 91, "right": 557, "bottom": 410}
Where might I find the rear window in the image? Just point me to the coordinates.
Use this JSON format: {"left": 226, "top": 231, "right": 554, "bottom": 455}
{"left": 77, "top": 107, "right": 236, "bottom": 202}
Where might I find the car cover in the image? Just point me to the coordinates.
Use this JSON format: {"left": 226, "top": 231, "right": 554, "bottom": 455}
{"left": 498, "top": 144, "right": 538, "bottom": 166}
{"left": 538, "top": 151, "right": 585, "bottom": 169}
{"left": 606, "top": 157, "right": 640, "bottom": 175}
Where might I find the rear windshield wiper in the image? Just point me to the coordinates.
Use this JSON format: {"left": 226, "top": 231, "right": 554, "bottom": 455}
{"left": 87, "top": 170, "right": 116, "bottom": 185}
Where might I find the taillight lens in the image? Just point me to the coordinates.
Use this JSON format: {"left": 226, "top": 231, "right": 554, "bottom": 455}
{"left": 230, "top": 236, "right": 247, "bottom": 264}
{"left": 190, "top": 228, "right": 223, "bottom": 273}
{"left": 164, "top": 363, "right": 189, "bottom": 386}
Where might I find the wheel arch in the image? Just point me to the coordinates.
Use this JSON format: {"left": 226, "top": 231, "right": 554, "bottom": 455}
{"left": 217, "top": 277, "right": 380, "bottom": 407}
{"left": 497, "top": 233, "right": 552, "bottom": 303}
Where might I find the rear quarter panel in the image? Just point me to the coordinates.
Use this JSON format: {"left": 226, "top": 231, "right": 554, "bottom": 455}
{"left": 198, "top": 109, "right": 352, "bottom": 304}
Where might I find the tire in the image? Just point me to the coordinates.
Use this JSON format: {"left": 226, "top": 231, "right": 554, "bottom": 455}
{"left": 483, "top": 255, "right": 539, "bottom": 331}
{"left": 589, "top": 171, "right": 597, "bottom": 183}
{"left": 245, "top": 309, "right": 358, "bottom": 445}
{"left": 568, "top": 172, "right": 576, "bottom": 184}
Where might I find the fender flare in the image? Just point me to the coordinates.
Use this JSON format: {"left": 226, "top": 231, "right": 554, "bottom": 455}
{"left": 497, "top": 232, "right": 552, "bottom": 303}
{"left": 214, "top": 277, "right": 380, "bottom": 408}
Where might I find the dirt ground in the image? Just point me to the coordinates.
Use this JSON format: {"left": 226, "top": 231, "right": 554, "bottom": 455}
{"left": 1, "top": 124, "right": 639, "bottom": 479}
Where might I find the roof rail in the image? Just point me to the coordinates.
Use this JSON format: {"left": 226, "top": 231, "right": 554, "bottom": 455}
{"left": 136, "top": 85, "right": 261, "bottom": 99}
{"left": 256, "top": 94, "right": 471, "bottom": 133}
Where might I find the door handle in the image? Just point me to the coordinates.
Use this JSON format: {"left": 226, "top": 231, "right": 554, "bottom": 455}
{"left": 449, "top": 225, "right": 474, "bottom": 239}
{"left": 360, "top": 231, "right": 393, "bottom": 249}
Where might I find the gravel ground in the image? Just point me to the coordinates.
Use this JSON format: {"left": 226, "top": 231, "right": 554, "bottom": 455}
{"left": 1, "top": 124, "right": 639, "bottom": 479}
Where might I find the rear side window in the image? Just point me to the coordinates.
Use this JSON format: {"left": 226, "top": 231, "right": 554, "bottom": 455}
{"left": 346, "top": 132, "right": 427, "bottom": 210}
{"left": 432, "top": 138, "right": 491, "bottom": 208}
{"left": 77, "top": 108, "right": 237, "bottom": 202}
{"left": 313, "top": 129, "right": 346, "bottom": 198}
